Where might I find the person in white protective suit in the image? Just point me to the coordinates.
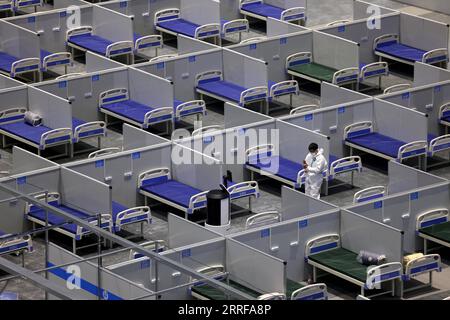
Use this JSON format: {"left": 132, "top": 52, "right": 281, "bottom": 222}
{"left": 303, "top": 143, "right": 327, "bottom": 199}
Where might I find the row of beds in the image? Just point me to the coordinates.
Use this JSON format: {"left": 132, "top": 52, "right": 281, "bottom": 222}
{"left": 124, "top": 206, "right": 450, "bottom": 300}
{"left": 0, "top": 0, "right": 41, "bottom": 14}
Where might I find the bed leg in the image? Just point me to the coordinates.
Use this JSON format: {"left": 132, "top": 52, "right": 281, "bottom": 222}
{"left": 423, "top": 155, "right": 427, "bottom": 172}
{"left": 361, "top": 287, "right": 364, "bottom": 297}
{"left": 392, "top": 279, "right": 395, "bottom": 297}
{"left": 73, "top": 239, "right": 76, "bottom": 254}
{"left": 351, "top": 171, "right": 354, "bottom": 187}
{"left": 378, "top": 77, "right": 382, "bottom": 91}
{"left": 424, "top": 238, "right": 427, "bottom": 254}
{"left": 289, "top": 94, "right": 293, "bottom": 107}
{"left": 312, "top": 266, "right": 317, "bottom": 282}
{"left": 21, "top": 252, "right": 25, "bottom": 268}
{"left": 140, "top": 222, "right": 144, "bottom": 237}
{"left": 144, "top": 196, "right": 148, "bottom": 207}
{"left": 248, "top": 197, "right": 252, "bottom": 213}
{"left": 98, "top": 136, "right": 101, "bottom": 150}
{"left": 38, "top": 148, "right": 41, "bottom": 157}
{"left": 70, "top": 144, "right": 74, "bottom": 158}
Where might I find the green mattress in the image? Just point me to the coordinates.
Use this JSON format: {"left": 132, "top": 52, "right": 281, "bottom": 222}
{"left": 288, "top": 62, "right": 338, "bottom": 83}
{"left": 420, "top": 221, "right": 450, "bottom": 244}
{"left": 191, "top": 278, "right": 304, "bottom": 300}
{"left": 308, "top": 247, "right": 368, "bottom": 283}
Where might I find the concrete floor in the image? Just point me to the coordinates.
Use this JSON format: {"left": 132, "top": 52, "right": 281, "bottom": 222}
{"left": 0, "top": 0, "right": 449, "bottom": 300}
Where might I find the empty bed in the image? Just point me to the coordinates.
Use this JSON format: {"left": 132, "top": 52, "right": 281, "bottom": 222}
{"left": 239, "top": 0, "right": 306, "bottom": 25}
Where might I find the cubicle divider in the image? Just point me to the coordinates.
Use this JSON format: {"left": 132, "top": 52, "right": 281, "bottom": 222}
{"left": 60, "top": 167, "right": 112, "bottom": 217}
{"left": 320, "top": 82, "right": 370, "bottom": 108}
{"left": 85, "top": 52, "right": 124, "bottom": 73}
{"left": 224, "top": 102, "right": 272, "bottom": 128}
{"left": 230, "top": 209, "right": 340, "bottom": 282}
{"left": 100, "top": 0, "right": 180, "bottom": 36}
{"left": 122, "top": 124, "right": 170, "bottom": 151}
{"left": 0, "top": 166, "right": 60, "bottom": 234}
{"left": 228, "top": 30, "right": 313, "bottom": 83}
{"left": 280, "top": 98, "right": 374, "bottom": 159}
{"left": 53, "top": 0, "right": 88, "bottom": 9}
{"left": 28, "top": 86, "right": 72, "bottom": 130}
{"left": 379, "top": 80, "right": 450, "bottom": 139}
{"left": 180, "top": 0, "right": 221, "bottom": 27}
{"left": 0, "top": 74, "right": 24, "bottom": 90}
{"left": 33, "top": 67, "right": 129, "bottom": 122}
{"left": 352, "top": 0, "right": 398, "bottom": 20}
{"left": 340, "top": 209, "right": 404, "bottom": 263}
{"left": 266, "top": 17, "right": 308, "bottom": 37}
{"left": 414, "top": 62, "right": 450, "bottom": 87}
{"left": 222, "top": 48, "right": 268, "bottom": 91}
{"left": 135, "top": 48, "right": 223, "bottom": 102}
{"left": 5, "top": 5, "right": 93, "bottom": 55}
{"left": 220, "top": 0, "right": 241, "bottom": 21}
{"left": 0, "top": 20, "right": 40, "bottom": 61}
{"left": 11, "top": 146, "right": 58, "bottom": 175}
{"left": 177, "top": 35, "right": 219, "bottom": 55}
{"left": 168, "top": 213, "right": 222, "bottom": 248}
{"left": 313, "top": 31, "right": 359, "bottom": 71}
{"left": 318, "top": 13, "right": 400, "bottom": 65}
{"left": 91, "top": 5, "right": 134, "bottom": 44}
{"left": 64, "top": 142, "right": 172, "bottom": 208}
{"left": 48, "top": 243, "right": 155, "bottom": 300}
{"left": 345, "top": 176, "right": 449, "bottom": 253}
{"left": 281, "top": 186, "right": 338, "bottom": 221}
{"left": 0, "top": 86, "right": 28, "bottom": 114}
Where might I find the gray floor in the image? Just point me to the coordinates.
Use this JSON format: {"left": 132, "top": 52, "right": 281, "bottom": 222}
{"left": 0, "top": 0, "right": 450, "bottom": 300}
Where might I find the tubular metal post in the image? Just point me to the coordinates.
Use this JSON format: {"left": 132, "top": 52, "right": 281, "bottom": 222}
{"left": 154, "top": 241, "right": 159, "bottom": 298}
{"left": 44, "top": 191, "right": 49, "bottom": 300}
{"left": 97, "top": 214, "right": 102, "bottom": 300}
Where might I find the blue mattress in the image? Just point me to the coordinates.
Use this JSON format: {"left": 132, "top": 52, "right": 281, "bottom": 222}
{"left": 72, "top": 117, "right": 104, "bottom": 139}
{"left": 198, "top": 79, "right": 248, "bottom": 103}
{"left": 40, "top": 49, "right": 51, "bottom": 62}
{"left": 133, "top": 33, "right": 141, "bottom": 42}
{"left": 346, "top": 132, "right": 406, "bottom": 158}
{"left": 111, "top": 201, "right": 128, "bottom": 221}
{"left": 140, "top": 179, "right": 203, "bottom": 208}
{"left": 375, "top": 42, "right": 426, "bottom": 63}
{"left": 442, "top": 116, "right": 450, "bottom": 123}
{"left": 28, "top": 204, "right": 94, "bottom": 234}
{"left": 0, "top": 51, "right": 19, "bottom": 73}
{"left": 68, "top": 34, "right": 112, "bottom": 56}
{"left": 0, "top": 121, "right": 67, "bottom": 145}
{"left": 101, "top": 99, "right": 160, "bottom": 124}
{"left": 173, "top": 99, "right": 204, "bottom": 118}
{"left": 241, "top": 2, "right": 284, "bottom": 19}
{"left": 247, "top": 155, "right": 301, "bottom": 183}
{"left": 157, "top": 18, "right": 198, "bottom": 38}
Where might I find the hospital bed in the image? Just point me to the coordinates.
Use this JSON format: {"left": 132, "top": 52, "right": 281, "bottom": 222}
{"left": 286, "top": 52, "right": 359, "bottom": 89}
{"left": 71, "top": 118, "right": 106, "bottom": 154}
{"left": 174, "top": 99, "right": 206, "bottom": 123}
{"left": 239, "top": 0, "right": 306, "bottom": 26}
{"left": 133, "top": 34, "right": 163, "bottom": 59}
{"left": 353, "top": 186, "right": 386, "bottom": 204}
{"left": 14, "top": 0, "right": 41, "bottom": 13}
{"left": 138, "top": 167, "right": 209, "bottom": 219}
{"left": 0, "top": 230, "right": 33, "bottom": 264}
{"left": 40, "top": 50, "right": 72, "bottom": 78}
{"left": 0, "top": 0, "right": 13, "bottom": 15}
{"left": 268, "top": 80, "right": 299, "bottom": 108}
{"left": 66, "top": 27, "right": 134, "bottom": 64}
{"left": 245, "top": 144, "right": 362, "bottom": 195}
{"left": 401, "top": 253, "right": 441, "bottom": 298}
{"left": 221, "top": 19, "right": 249, "bottom": 43}
{"left": 196, "top": 70, "right": 268, "bottom": 114}
{"left": 0, "top": 108, "right": 73, "bottom": 158}
{"left": 305, "top": 234, "right": 403, "bottom": 297}
{"left": 344, "top": 121, "right": 428, "bottom": 170}
{"left": 439, "top": 103, "right": 450, "bottom": 134}
{"left": 374, "top": 34, "right": 448, "bottom": 69}
{"left": 138, "top": 168, "right": 259, "bottom": 219}
{"left": 190, "top": 265, "right": 328, "bottom": 300}
{"left": 0, "top": 50, "right": 40, "bottom": 81}
{"left": 99, "top": 88, "right": 173, "bottom": 134}
{"left": 416, "top": 209, "right": 450, "bottom": 254}
{"left": 358, "top": 62, "right": 389, "bottom": 91}
{"left": 25, "top": 192, "right": 151, "bottom": 253}
{"left": 154, "top": 9, "right": 221, "bottom": 46}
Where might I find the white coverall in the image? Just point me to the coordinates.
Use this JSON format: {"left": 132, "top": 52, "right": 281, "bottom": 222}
{"left": 304, "top": 148, "right": 328, "bottom": 199}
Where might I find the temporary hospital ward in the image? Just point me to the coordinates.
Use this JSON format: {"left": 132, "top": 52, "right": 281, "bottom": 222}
{"left": 0, "top": 0, "right": 449, "bottom": 302}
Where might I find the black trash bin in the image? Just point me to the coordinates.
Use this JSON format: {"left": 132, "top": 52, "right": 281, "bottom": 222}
{"left": 205, "top": 186, "right": 230, "bottom": 234}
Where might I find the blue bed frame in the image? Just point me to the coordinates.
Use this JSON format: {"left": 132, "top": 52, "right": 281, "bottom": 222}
{"left": 244, "top": 144, "right": 362, "bottom": 196}
{"left": 374, "top": 34, "right": 449, "bottom": 69}
{"left": 195, "top": 70, "right": 269, "bottom": 114}
{"left": 66, "top": 26, "right": 134, "bottom": 64}
{"left": 99, "top": 88, "right": 174, "bottom": 134}
{"left": 239, "top": 0, "right": 306, "bottom": 26}
{"left": 0, "top": 108, "right": 73, "bottom": 158}
{"left": 344, "top": 121, "right": 428, "bottom": 171}
{"left": 154, "top": 8, "right": 221, "bottom": 45}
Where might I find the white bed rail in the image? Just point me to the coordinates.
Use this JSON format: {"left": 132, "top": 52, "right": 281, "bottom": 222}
{"left": 66, "top": 26, "right": 93, "bottom": 40}
{"left": 245, "top": 144, "right": 275, "bottom": 163}
{"left": 281, "top": 7, "right": 305, "bottom": 23}
{"left": 99, "top": 88, "right": 129, "bottom": 106}
{"left": 40, "top": 128, "right": 73, "bottom": 149}
{"left": 286, "top": 52, "right": 312, "bottom": 69}
{"left": 269, "top": 80, "right": 299, "bottom": 98}
{"left": 73, "top": 121, "right": 106, "bottom": 143}
{"left": 175, "top": 100, "right": 206, "bottom": 120}
{"left": 397, "top": 140, "right": 427, "bottom": 161}
{"left": 366, "top": 262, "right": 403, "bottom": 289}
{"left": 245, "top": 211, "right": 281, "bottom": 229}
{"left": 329, "top": 156, "right": 362, "bottom": 178}
{"left": 353, "top": 186, "right": 386, "bottom": 204}
{"left": 373, "top": 34, "right": 399, "bottom": 51}
{"left": 192, "top": 125, "right": 223, "bottom": 138}
{"left": 327, "top": 20, "right": 350, "bottom": 26}
{"left": 135, "top": 35, "right": 162, "bottom": 53}
{"left": 439, "top": 102, "right": 450, "bottom": 121}
{"left": 360, "top": 62, "right": 389, "bottom": 81}
{"left": 429, "top": 134, "right": 450, "bottom": 157}
{"left": 0, "top": 108, "right": 26, "bottom": 124}
{"left": 404, "top": 254, "right": 441, "bottom": 280}
{"left": 291, "top": 283, "right": 328, "bottom": 300}
{"left": 154, "top": 8, "right": 180, "bottom": 25}
{"left": 290, "top": 104, "right": 319, "bottom": 115}
{"left": 383, "top": 84, "right": 412, "bottom": 94}
{"left": 332, "top": 68, "right": 359, "bottom": 86}
{"left": 222, "top": 19, "right": 249, "bottom": 37}
{"left": 42, "top": 52, "right": 72, "bottom": 72}
{"left": 88, "top": 147, "right": 122, "bottom": 159}
{"left": 416, "top": 209, "right": 449, "bottom": 231}
{"left": 422, "top": 48, "right": 448, "bottom": 65}
{"left": 305, "top": 234, "right": 340, "bottom": 257}
{"left": 194, "top": 23, "right": 221, "bottom": 40}
{"left": 196, "top": 70, "right": 223, "bottom": 86}
{"left": 138, "top": 167, "right": 171, "bottom": 188}
{"left": 11, "top": 58, "right": 40, "bottom": 77}
{"left": 228, "top": 181, "right": 260, "bottom": 200}
{"left": 106, "top": 41, "right": 134, "bottom": 58}
{"left": 239, "top": 86, "right": 268, "bottom": 105}
{"left": 114, "top": 206, "right": 151, "bottom": 232}
{"left": 344, "top": 121, "right": 373, "bottom": 140}
{"left": 143, "top": 107, "right": 173, "bottom": 128}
